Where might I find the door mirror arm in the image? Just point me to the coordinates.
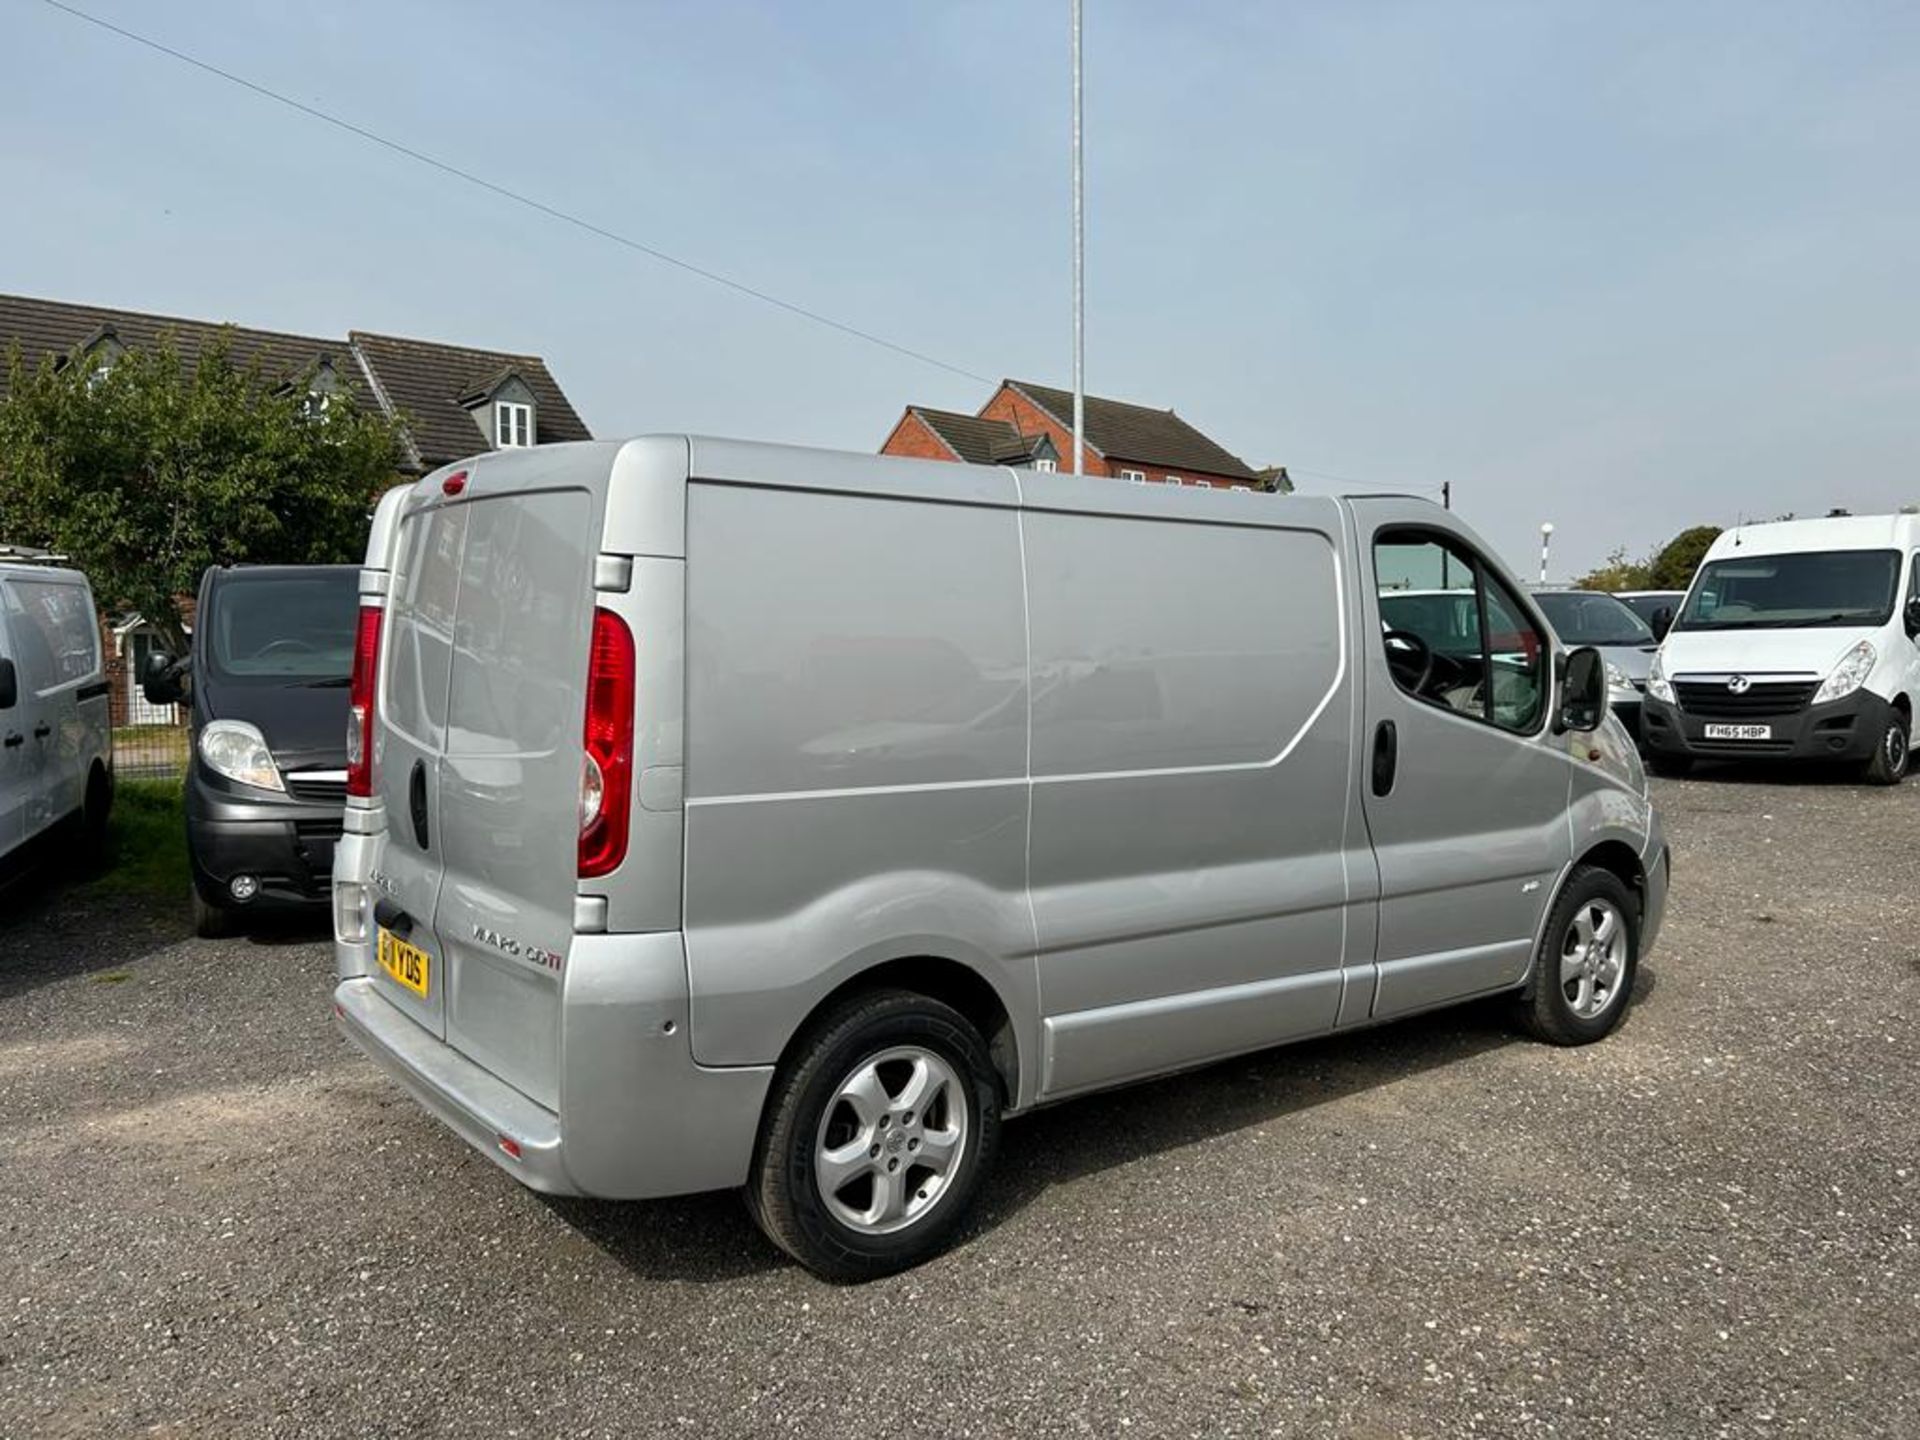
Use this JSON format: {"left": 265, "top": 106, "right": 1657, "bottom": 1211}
{"left": 1555, "top": 646, "right": 1607, "bottom": 733}
{"left": 0, "top": 658, "right": 15, "bottom": 711}
{"left": 1650, "top": 605, "right": 1674, "bottom": 642}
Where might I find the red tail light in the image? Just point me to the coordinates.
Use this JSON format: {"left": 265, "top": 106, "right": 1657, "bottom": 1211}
{"left": 578, "top": 607, "right": 636, "bottom": 878}
{"left": 345, "top": 604, "right": 383, "bottom": 798}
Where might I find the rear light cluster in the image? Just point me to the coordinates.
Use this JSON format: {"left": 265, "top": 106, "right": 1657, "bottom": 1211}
{"left": 578, "top": 607, "right": 636, "bottom": 879}
{"left": 345, "top": 603, "right": 384, "bottom": 798}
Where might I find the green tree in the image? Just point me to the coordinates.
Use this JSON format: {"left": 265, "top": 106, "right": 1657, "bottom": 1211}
{"left": 0, "top": 332, "right": 403, "bottom": 651}
{"left": 1572, "top": 546, "right": 1653, "bottom": 592}
{"left": 1646, "top": 524, "right": 1722, "bottom": 590}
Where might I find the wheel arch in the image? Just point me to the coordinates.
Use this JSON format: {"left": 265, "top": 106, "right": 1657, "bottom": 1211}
{"left": 1524, "top": 836, "right": 1648, "bottom": 996}
{"left": 772, "top": 953, "right": 1023, "bottom": 1111}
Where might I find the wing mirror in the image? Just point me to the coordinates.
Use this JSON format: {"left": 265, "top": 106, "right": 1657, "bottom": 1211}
{"left": 0, "top": 658, "right": 15, "bottom": 711}
{"left": 1556, "top": 646, "right": 1607, "bottom": 733}
{"left": 1650, "top": 605, "right": 1675, "bottom": 642}
{"left": 1905, "top": 597, "right": 1920, "bottom": 640}
{"left": 140, "top": 650, "right": 187, "bottom": 706}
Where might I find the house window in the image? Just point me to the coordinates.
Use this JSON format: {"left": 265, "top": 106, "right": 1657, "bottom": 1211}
{"left": 495, "top": 401, "right": 533, "bottom": 448}
{"left": 1119, "top": 469, "right": 1146, "bottom": 482}
{"left": 1034, "top": 458, "right": 1057, "bottom": 473}
{"left": 1165, "top": 475, "right": 1184, "bottom": 486}
{"left": 301, "top": 391, "right": 332, "bottom": 422}
{"left": 1195, "top": 479, "right": 1212, "bottom": 489}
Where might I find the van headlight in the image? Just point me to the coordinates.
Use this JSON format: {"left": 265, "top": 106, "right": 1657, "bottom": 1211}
{"left": 1647, "top": 654, "right": 1674, "bottom": 703}
{"left": 198, "top": 720, "right": 285, "bottom": 792}
{"left": 1605, "top": 661, "right": 1632, "bottom": 696}
{"left": 1813, "top": 640, "right": 1877, "bottom": 704}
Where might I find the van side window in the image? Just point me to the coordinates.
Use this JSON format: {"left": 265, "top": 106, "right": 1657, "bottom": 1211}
{"left": 1374, "top": 532, "right": 1546, "bottom": 736}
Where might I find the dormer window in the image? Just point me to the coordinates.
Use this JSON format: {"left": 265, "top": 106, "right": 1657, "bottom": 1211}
{"left": 495, "top": 400, "right": 533, "bottom": 448}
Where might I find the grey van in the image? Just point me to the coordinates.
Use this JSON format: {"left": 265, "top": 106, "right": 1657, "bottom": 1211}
{"left": 332, "top": 439, "right": 1669, "bottom": 1279}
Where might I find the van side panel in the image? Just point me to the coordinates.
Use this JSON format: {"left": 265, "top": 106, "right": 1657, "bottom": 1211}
{"left": 1022, "top": 510, "right": 1360, "bottom": 1097}
{"left": 680, "top": 481, "right": 1038, "bottom": 1078}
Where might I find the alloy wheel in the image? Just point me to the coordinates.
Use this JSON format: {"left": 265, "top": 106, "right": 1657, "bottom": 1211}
{"left": 1560, "top": 899, "right": 1627, "bottom": 1020}
{"left": 813, "top": 1045, "right": 969, "bottom": 1236}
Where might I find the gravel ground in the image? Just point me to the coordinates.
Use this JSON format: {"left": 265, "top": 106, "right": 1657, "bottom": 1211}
{"left": 1, "top": 774, "right": 1916, "bottom": 1438}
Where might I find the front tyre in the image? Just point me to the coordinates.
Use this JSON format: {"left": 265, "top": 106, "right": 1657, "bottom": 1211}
{"left": 746, "top": 990, "right": 1001, "bottom": 1281}
{"left": 1514, "top": 864, "right": 1640, "bottom": 1046}
{"left": 192, "top": 888, "right": 234, "bottom": 939}
{"left": 1862, "top": 709, "right": 1909, "bottom": 786}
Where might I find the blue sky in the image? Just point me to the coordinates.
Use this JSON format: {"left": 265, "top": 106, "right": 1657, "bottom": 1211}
{"left": 4, "top": 0, "right": 1918, "bottom": 577}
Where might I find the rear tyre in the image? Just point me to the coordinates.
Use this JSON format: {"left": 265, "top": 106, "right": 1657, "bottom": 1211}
{"left": 1645, "top": 751, "right": 1692, "bottom": 778}
{"left": 192, "top": 888, "right": 235, "bottom": 939}
{"left": 745, "top": 989, "right": 1001, "bottom": 1282}
{"left": 1514, "top": 864, "right": 1640, "bottom": 1047}
{"left": 79, "top": 764, "right": 112, "bottom": 869}
{"left": 1861, "top": 710, "right": 1909, "bottom": 786}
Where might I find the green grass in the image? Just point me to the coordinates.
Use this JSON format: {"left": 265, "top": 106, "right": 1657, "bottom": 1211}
{"left": 89, "top": 777, "right": 189, "bottom": 899}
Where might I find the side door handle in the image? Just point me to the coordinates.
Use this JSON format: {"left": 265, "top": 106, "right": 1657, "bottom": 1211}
{"left": 2, "top": 733, "right": 21, "bottom": 749}
{"left": 32, "top": 723, "right": 50, "bottom": 740}
{"left": 1371, "top": 719, "right": 1398, "bottom": 797}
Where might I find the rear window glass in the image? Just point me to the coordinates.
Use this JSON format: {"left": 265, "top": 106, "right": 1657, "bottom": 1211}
{"left": 383, "top": 504, "right": 468, "bottom": 749}
{"left": 206, "top": 572, "right": 357, "bottom": 681}
{"left": 445, "top": 490, "right": 593, "bottom": 756}
{"left": 4, "top": 578, "right": 99, "bottom": 691}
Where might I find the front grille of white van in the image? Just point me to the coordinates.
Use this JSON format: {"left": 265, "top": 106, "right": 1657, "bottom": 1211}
{"left": 1673, "top": 680, "right": 1819, "bottom": 718}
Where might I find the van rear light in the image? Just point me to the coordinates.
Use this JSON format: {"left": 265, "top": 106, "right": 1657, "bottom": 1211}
{"left": 578, "top": 607, "right": 636, "bottom": 879}
{"left": 345, "top": 604, "right": 384, "bottom": 798}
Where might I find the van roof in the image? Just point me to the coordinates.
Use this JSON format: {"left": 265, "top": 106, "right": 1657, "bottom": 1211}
{"left": 1706, "top": 512, "right": 1920, "bottom": 560}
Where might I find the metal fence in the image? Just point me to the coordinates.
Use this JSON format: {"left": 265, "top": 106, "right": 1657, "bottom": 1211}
{"left": 114, "top": 715, "right": 189, "bottom": 782}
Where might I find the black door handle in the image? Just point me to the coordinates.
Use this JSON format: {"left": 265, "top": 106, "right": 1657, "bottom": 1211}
{"left": 408, "top": 760, "right": 430, "bottom": 851}
{"left": 32, "top": 723, "right": 49, "bottom": 740}
{"left": 372, "top": 898, "right": 414, "bottom": 938}
{"left": 1371, "top": 719, "right": 1398, "bottom": 797}
{"left": 2, "top": 733, "right": 21, "bottom": 749}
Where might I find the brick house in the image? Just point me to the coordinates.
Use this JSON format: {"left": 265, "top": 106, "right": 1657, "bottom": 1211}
{"left": 881, "top": 379, "right": 1265, "bottom": 490}
{"left": 0, "top": 292, "right": 595, "bottom": 725}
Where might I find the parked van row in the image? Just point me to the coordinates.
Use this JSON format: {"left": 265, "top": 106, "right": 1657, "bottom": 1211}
{"left": 329, "top": 437, "right": 1668, "bottom": 1278}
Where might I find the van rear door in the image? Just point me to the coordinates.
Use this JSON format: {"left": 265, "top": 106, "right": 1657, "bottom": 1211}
{"left": 369, "top": 499, "right": 468, "bottom": 1037}
{"left": 429, "top": 486, "right": 596, "bottom": 1111}
{"left": 372, "top": 481, "right": 598, "bottom": 1107}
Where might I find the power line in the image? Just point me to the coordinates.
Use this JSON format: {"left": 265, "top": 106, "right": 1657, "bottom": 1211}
{"left": 39, "top": 0, "right": 995, "bottom": 385}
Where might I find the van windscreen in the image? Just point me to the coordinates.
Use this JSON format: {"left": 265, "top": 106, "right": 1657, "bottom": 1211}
{"left": 208, "top": 571, "right": 358, "bottom": 682}
{"left": 1675, "top": 550, "right": 1899, "bottom": 631}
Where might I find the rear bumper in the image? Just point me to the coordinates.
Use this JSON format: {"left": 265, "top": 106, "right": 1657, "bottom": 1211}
{"left": 331, "top": 930, "right": 773, "bottom": 1201}
{"left": 1642, "top": 689, "right": 1888, "bottom": 764}
{"left": 335, "top": 975, "right": 573, "bottom": 1191}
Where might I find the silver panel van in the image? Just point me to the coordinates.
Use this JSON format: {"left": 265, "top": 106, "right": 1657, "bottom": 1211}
{"left": 333, "top": 438, "right": 1669, "bottom": 1279}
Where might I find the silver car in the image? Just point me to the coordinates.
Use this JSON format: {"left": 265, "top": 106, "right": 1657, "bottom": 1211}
{"left": 332, "top": 438, "right": 1669, "bottom": 1279}
{"left": 1531, "top": 589, "right": 1662, "bottom": 739}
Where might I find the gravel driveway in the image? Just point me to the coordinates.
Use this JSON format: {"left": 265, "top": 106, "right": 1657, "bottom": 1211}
{"left": 2, "top": 774, "right": 1915, "bottom": 1437}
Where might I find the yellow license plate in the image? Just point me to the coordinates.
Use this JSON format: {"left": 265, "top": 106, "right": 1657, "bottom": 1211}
{"left": 377, "top": 928, "right": 431, "bottom": 998}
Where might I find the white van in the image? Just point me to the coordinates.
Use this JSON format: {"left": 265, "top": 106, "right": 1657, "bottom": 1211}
{"left": 0, "top": 562, "right": 114, "bottom": 863}
{"left": 334, "top": 438, "right": 1668, "bottom": 1278}
{"left": 1643, "top": 513, "right": 1920, "bottom": 782}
